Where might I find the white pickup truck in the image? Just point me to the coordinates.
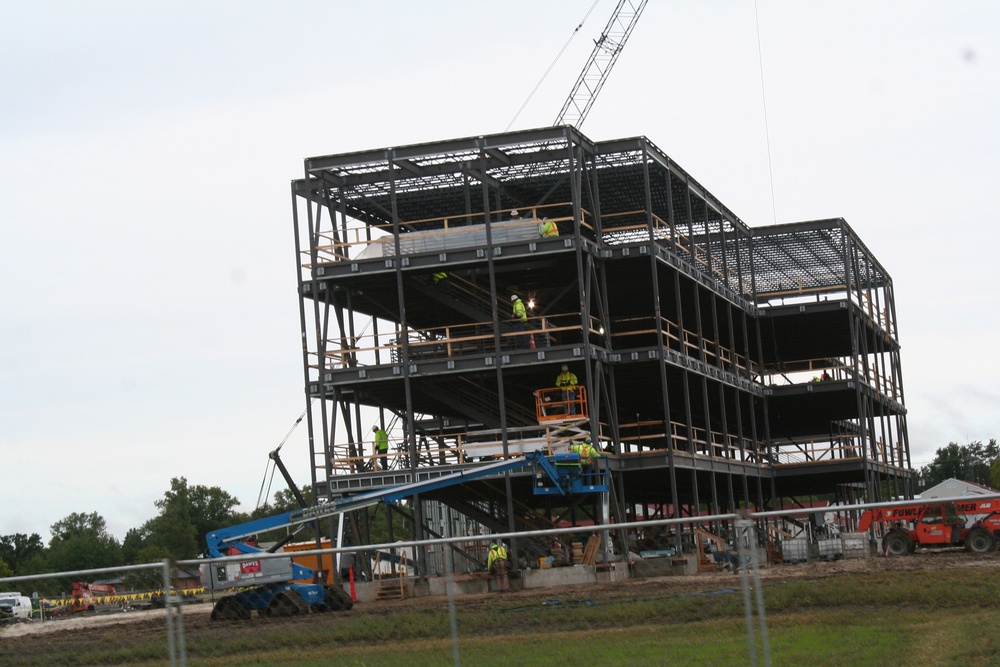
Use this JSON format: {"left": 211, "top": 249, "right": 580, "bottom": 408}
{"left": 0, "top": 591, "right": 33, "bottom": 620}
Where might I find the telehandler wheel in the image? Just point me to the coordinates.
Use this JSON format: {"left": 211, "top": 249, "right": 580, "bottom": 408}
{"left": 882, "top": 530, "right": 913, "bottom": 556}
{"left": 964, "top": 527, "right": 996, "bottom": 554}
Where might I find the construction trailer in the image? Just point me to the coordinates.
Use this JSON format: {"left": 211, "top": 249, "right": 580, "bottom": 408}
{"left": 289, "top": 125, "right": 909, "bottom": 572}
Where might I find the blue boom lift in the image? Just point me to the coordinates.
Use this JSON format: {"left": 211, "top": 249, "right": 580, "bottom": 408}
{"left": 201, "top": 450, "right": 607, "bottom": 619}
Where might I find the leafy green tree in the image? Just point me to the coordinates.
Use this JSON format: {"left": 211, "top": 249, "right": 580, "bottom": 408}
{"left": 0, "top": 532, "right": 45, "bottom": 575}
{"left": 136, "top": 477, "right": 242, "bottom": 559}
{"left": 140, "top": 512, "right": 198, "bottom": 561}
{"left": 366, "top": 501, "right": 414, "bottom": 545}
{"left": 15, "top": 551, "right": 50, "bottom": 577}
{"left": 133, "top": 545, "right": 174, "bottom": 564}
{"left": 243, "top": 485, "right": 320, "bottom": 542}
{"left": 121, "top": 527, "right": 148, "bottom": 564}
{"left": 0, "top": 556, "right": 12, "bottom": 578}
{"left": 990, "top": 457, "right": 1000, "bottom": 491}
{"left": 917, "top": 440, "right": 999, "bottom": 491}
{"left": 273, "top": 485, "right": 313, "bottom": 512}
{"left": 46, "top": 512, "right": 122, "bottom": 573}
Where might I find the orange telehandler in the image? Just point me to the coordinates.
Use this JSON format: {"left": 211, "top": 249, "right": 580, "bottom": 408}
{"left": 857, "top": 499, "right": 1000, "bottom": 556}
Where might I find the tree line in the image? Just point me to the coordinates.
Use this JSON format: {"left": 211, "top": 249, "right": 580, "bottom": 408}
{"left": 0, "top": 476, "right": 312, "bottom": 584}
{"left": 914, "top": 439, "right": 1000, "bottom": 491}
{"left": 2, "top": 439, "right": 997, "bottom": 583}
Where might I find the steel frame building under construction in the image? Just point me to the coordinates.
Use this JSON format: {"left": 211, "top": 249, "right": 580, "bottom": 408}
{"left": 289, "top": 125, "right": 909, "bottom": 574}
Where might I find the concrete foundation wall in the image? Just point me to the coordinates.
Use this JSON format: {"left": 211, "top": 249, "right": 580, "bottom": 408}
{"left": 596, "top": 561, "right": 630, "bottom": 583}
{"left": 521, "top": 565, "right": 596, "bottom": 589}
{"left": 426, "top": 575, "right": 490, "bottom": 596}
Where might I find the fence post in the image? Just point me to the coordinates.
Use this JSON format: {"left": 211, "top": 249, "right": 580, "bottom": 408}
{"left": 161, "top": 558, "right": 188, "bottom": 667}
{"left": 736, "top": 517, "right": 771, "bottom": 667}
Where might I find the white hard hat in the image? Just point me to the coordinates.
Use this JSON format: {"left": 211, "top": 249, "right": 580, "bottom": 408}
{"left": 511, "top": 209, "right": 520, "bottom": 216}
{"left": 511, "top": 294, "right": 518, "bottom": 301}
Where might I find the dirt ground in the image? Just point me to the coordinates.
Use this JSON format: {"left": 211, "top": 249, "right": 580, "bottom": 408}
{"left": 3, "top": 549, "right": 997, "bottom": 641}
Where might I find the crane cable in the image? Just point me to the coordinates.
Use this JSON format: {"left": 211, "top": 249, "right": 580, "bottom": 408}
{"left": 505, "top": 0, "right": 602, "bottom": 132}
{"left": 255, "top": 401, "right": 314, "bottom": 511}
{"left": 754, "top": 0, "right": 778, "bottom": 225}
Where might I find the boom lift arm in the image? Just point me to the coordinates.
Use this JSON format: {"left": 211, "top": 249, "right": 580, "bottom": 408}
{"left": 202, "top": 451, "right": 607, "bottom": 619}
{"left": 205, "top": 451, "right": 604, "bottom": 557}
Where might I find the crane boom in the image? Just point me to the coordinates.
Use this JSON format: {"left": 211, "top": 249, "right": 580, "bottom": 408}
{"left": 554, "top": 0, "right": 648, "bottom": 128}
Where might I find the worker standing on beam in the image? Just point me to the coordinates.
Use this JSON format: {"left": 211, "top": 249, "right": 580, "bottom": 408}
{"left": 511, "top": 294, "right": 529, "bottom": 348}
{"left": 372, "top": 425, "right": 389, "bottom": 470}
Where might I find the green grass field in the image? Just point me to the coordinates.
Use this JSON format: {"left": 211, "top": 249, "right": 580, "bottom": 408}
{"left": 3, "top": 566, "right": 1000, "bottom": 666}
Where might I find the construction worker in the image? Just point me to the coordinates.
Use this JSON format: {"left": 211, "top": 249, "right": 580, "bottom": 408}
{"left": 511, "top": 294, "right": 529, "bottom": 348}
{"left": 431, "top": 271, "right": 448, "bottom": 286}
{"left": 538, "top": 217, "right": 559, "bottom": 238}
{"left": 372, "top": 425, "right": 389, "bottom": 470}
{"left": 570, "top": 437, "right": 599, "bottom": 468}
{"left": 487, "top": 542, "right": 510, "bottom": 591}
{"left": 555, "top": 364, "right": 579, "bottom": 414}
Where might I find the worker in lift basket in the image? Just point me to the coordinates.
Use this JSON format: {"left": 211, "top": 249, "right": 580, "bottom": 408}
{"left": 555, "top": 364, "right": 579, "bottom": 414}
{"left": 570, "top": 437, "right": 600, "bottom": 469}
{"left": 487, "top": 542, "right": 510, "bottom": 592}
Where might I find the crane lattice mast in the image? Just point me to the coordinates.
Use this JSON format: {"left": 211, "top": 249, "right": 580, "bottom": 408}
{"left": 554, "top": 0, "right": 648, "bottom": 128}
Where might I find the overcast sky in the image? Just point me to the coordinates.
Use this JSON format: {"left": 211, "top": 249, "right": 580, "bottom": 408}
{"left": 2, "top": 1, "right": 998, "bottom": 542}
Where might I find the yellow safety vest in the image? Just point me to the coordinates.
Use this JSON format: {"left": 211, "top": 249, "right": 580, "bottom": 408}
{"left": 488, "top": 545, "right": 507, "bottom": 567}
{"left": 556, "top": 371, "right": 577, "bottom": 388}
{"left": 512, "top": 299, "right": 527, "bottom": 322}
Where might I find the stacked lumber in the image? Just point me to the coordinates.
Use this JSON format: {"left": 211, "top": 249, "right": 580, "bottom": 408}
{"left": 571, "top": 541, "right": 584, "bottom": 564}
{"left": 581, "top": 535, "right": 601, "bottom": 565}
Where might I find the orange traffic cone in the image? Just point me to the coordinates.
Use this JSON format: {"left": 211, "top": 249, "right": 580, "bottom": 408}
{"left": 529, "top": 334, "right": 536, "bottom": 349}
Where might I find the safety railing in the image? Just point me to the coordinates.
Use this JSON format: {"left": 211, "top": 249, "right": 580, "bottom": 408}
{"left": 762, "top": 358, "right": 901, "bottom": 407}
{"left": 598, "top": 210, "right": 751, "bottom": 296}
{"left": 608, "top": 314, "right": 761, "bottom": 379}
{"left": 311, "top": 312, "right": 595, "bottom": 371}
{"left": 304, "top": 202, "right": 751, "bottom": 298}
{"left": 769, "top": 436, "right": 864, "bottom": 465}
{"left": 304, "top": 203, "right": 586, "bottom": 267}
{"left": 535, "top": 386, "right": 588, "bottom": 422}
{"left": 608, "top": 419, "right": 765, "bottom": 465}
{"left": 328, "top": 424, "right": 591, "bottom": 473}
